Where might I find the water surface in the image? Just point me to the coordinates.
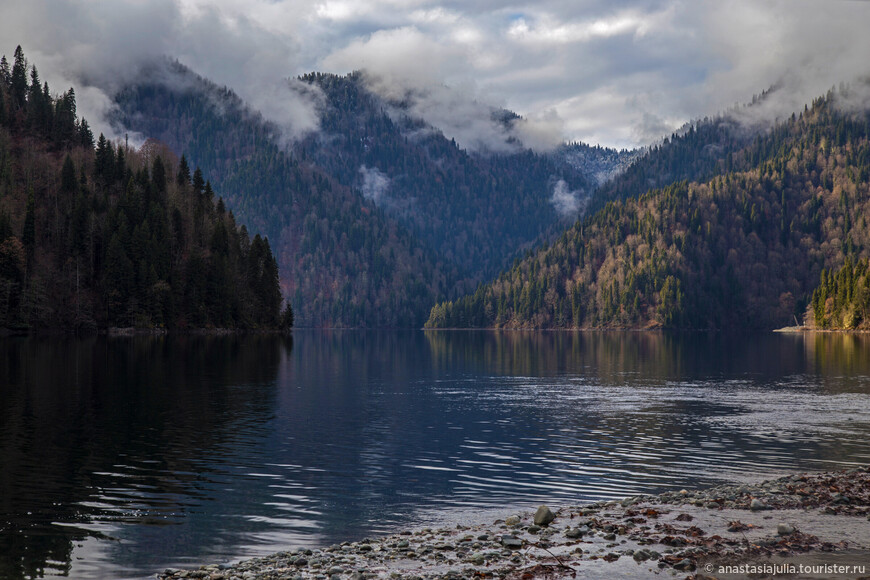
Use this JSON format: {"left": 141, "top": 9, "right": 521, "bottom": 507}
{"left": 1, "top": 331, "right": 870, "bottom": 579}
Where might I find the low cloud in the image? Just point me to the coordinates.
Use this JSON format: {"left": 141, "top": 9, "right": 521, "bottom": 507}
{"left": 323, "top": 27, "right": 566, "bottom": 154}
{"left": 550, "top": 179, "right": 585, "bottom": 217}
{"left": 4, "top": 0, "right": 870, "bottom": 150}
{"left": 359, "top": 165, "right": 391, "bottom": 204}
{"left": 0, "top": 0, "right": 323, "bottom": 142}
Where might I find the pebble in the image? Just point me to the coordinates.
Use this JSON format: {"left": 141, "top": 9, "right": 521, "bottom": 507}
{"left": 534, "top": 505, "right": 556, "bottom": 526}
{"left": 673, "top": 558, "right": 695, "bottom": 571}
{"left": 155, "top": 467, "right": 870, "bottom": 580}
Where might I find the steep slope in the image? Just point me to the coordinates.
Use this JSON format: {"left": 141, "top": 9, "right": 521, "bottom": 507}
{"left": 583, "top": 89, "right": 798, "bottom": 216}
{"left": 809, "top": 258, "right": 870, "bottom": 330}
{"left": 427, "top": 91, "right": 870, "bottom": 330}
{"left": 113, "top": 62, "right": 457, "bottom": 327}
{"left": 0, "top": 48, "right": 285, "bottom": 332}
{"left": 111, "top": 62, "right": 616, "bottom": 326}
{"left": 557, "top": 141, "right": 641, "bottom": 188}
{"left": 294, "top": 71, "right": 593, "bottom": 278}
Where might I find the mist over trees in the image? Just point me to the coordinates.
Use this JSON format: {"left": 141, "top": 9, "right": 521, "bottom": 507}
{"left": 111, "top": 62, "right": 615, "bottom": 327}
{"left": 427, "top": 90, "right": 870, "bottom": 330}
{"left": 0, "top": 47, "right": 289, "bottom": 332}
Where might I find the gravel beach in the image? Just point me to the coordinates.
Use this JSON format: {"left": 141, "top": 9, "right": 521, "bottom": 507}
{"left": 158, "top": 467, "right": 870, "bottom": 580}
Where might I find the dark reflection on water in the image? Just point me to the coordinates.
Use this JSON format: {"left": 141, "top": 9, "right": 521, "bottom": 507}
{"left": 1, "top": 331, "right": 870, "bottom": 579}
{"left": 0, "top": 335, "right": 290, "bottom": 579}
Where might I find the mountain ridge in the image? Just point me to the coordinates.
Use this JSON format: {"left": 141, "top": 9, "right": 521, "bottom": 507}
{"left": 427, "top": 88, "right": 870, "bottom": 330}
{"left": 111, "top": 60, "right": 635, "bottom": 326}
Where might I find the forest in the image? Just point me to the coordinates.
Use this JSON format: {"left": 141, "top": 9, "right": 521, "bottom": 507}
{"left": 811, "top": 258, "right": 870, "bottom": 330}
{"left": 9, "top": 46, "right": 870, "bottom": 332}
{"left": 427, "top": 90, "right": 870, "bottom": 330}
{"left": 110, "top": 62, "right": 629, "bottom": 327}
{"left": 0, "top": 47, "right": 290, "bottom": 332}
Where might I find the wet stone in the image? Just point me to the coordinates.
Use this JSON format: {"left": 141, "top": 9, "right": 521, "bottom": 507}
{"left": 673, "top": 558, "right": 695, "bottom": 571}
{"left": 534, "top": 505, "right": 556, "bottom": 526}
{"left": 777, "top": 523, "right": 796, "bottom": 536}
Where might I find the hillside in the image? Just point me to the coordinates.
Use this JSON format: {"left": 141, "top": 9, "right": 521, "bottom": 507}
{"left": 110, "top": 62, "right": 627, "bottom": 327}
{"left": 810, "top": 258, "right": 870, "bottom": 330}
{"left": 582, "top": 88, "right": 799, "bottom": 217}
{"left": 0, "top": 47, "right": 286, "bottom": 332}
{"left": 427, "top": 90, "right": 870, "bottom": 330}
{"left": 295, "top": 71, "right": 597, "bottom": 278}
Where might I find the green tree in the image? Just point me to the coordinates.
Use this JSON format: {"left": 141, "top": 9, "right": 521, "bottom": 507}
{"left": 104, "top": 234, "right": 134, "bottom": 324}
{"left": 61, "top": 154, "right": 77, "bottom": 194}
{"left": 176, "top": 154, "right": 191, "bottom": 186}
{"left": 22, "top": 188, "right": 35, "bottom": 252}
{"left": 192, "top": 167, "right": 204, "bottom": 195}
{"left": 152, "top": 155, "right": 166, "bottom": 193}
{"left": 10, "top": 46, "right": 27, "bottom": 110}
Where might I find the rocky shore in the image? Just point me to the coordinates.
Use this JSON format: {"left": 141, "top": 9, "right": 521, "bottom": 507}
{"left": 158, "top": 467, "right": 870, "bottom": 580}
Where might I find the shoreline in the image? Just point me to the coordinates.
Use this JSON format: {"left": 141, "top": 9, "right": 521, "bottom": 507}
{"left": 0, "top": 326, "right": 292, "bottom": 337}
{"left": 158, "top": 467, "right": 870, "bottom": 580}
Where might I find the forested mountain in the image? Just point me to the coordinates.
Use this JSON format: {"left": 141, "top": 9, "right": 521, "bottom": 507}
{"left": 810, "top": 258, "right": 870, "bottom": 330}
{"left": 582, "top": 90, "right": 796, "bottom": 217}
{"left": 427, "top": 89, "right": 870, "bottom": 330}
{"left": 0, "top": 47, "right": 287, "bottom": 332}
{"left": 112, "top": 62, "right": 457, "bottom": 327}
{"left": 110, "top": 61, "right": 620, "bottom": 327}
{"left": 295, "top": 71, "right": 595, "bottom": 278}
{"left": 558, "top": 141, "right": 641, "bottom": 187}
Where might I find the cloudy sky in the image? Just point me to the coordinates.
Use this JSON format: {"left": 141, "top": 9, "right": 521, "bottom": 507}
{"left": 2, "top": 0, "right": 868, "bottom": 150}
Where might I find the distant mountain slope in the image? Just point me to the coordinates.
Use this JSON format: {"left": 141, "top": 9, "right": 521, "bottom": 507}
{"left": 113, "top": 62, "right": 453, "bottom": 327}
{"left": 112, "top": 61, "right": 627, "bottom": 326}
{"left": 427, "top": 91, "right": 870, "bottom": 330}
{"left": 557, "top": 141, "right": 641, "bottom": 187}
{"left": 583, "top": 89, "right": 798, "bottom": 216}
{"left": 295, "top": 71, "right": 595, "bottom": 279}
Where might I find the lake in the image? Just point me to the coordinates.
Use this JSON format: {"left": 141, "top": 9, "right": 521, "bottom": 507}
{"left": 2, "top": 330, "right": 870, "bottom": 579}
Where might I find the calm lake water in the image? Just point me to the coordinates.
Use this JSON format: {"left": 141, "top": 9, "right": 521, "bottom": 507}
{"left": 2, "top": 330, "right": 870, "bottom": 579}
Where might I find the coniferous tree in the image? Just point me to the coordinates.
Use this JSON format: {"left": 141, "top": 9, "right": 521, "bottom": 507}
{"left": 152, "top": 155, "right": 166, "bottom": 194}
{"left": 0, "top": 48, "right": 288, "bottom": 331}
{"left": 61, "top": 155, "right": 76, "bottom": 195}
{"left": 176, "top": 154, "right": 190, "bottom": 186}
{"left": 192, "top": 168, "right": 204, "bottom": 195}
{"left": 0, "top": 55, "right": 10, "bottom": 88}
{"left": 94, "top": 134, "right": 114, "bottom": 180}
{"left": 22, "top": 188, "right": 35, "bottom": 272}
{"left": 10, "top": 46, "right": 27, "bottom": 110}
{"left": 77, "top": 118, "right": 94, "bottom": 148}
{"left": 27, "top": 66, "right": 43, "bottom": 130}
{"left": 280, "top": 302, "right": 294, "bottom": 330}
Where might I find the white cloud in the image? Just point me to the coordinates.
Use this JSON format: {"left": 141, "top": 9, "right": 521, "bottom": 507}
{"left": 3, "top": 0, "right": 870, "bottom": 149}
{"left": 359, "top": 165, "right": 391, "bottom": 204}
{"left": 550, "top": 179, "right": 585, "bottom": 216}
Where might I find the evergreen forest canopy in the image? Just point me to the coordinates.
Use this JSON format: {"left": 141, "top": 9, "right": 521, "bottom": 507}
{"left": 810, "top": 257, "right": 870, "bottom": 330}
{"left": 427, "top": 87, "right": 870, "bottom": 330}
{"left": 0, "top": 47, "right": 290, "bottom": 332}
{"left": 111, "top": 61, "right": 633, "bottom": 327}
{"left": 14, "top": 44, "right": 870, "bottom": 331}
